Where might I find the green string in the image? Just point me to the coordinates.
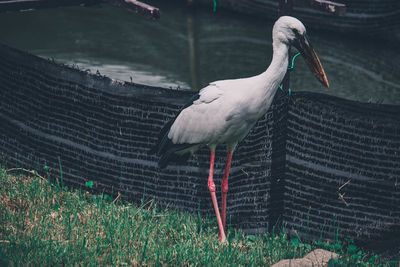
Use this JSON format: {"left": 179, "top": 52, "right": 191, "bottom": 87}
{"left": 287, "top": 52, "right": 301, "bottom": 70}
{"left": 279, "top": 85, "right": 291, "bottom": 96}
{"left": 279, "top": 52, "right": 301, "bottom": 96}
{"left": 213, "top": 0, "right": 217, "bottom": 12}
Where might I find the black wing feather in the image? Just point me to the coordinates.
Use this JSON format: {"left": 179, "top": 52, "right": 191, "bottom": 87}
{"left": 150, "top": 93, "right": 201, "bottom": 168}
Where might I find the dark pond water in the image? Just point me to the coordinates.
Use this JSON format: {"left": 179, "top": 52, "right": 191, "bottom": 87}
{"left": 0, "top": 1, "right": 399, "bottom": 104}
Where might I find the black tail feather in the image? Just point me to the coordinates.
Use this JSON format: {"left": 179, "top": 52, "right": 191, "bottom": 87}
{"left": 158, "top": 144, "right": 192, "bottom": 169}
{"left": 150, "top": 93, "right": 201, "bottom": 168}
{"left": 150, "top": 119, "right": 195, "bottom": 168}
{"left": 149, "top": 119, "right": 173, "bottom": 155}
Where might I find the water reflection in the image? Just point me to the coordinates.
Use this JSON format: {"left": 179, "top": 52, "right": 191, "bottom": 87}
{"left": 0, "top": 1, "right": 398, "bottom": 104}
{"left": 187, "top": 10, "right": 200, "bottom": 91}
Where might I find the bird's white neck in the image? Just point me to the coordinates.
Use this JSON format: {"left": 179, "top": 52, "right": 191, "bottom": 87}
{"left": 263, "top": 40, "right": 290, "bottom": 93}
{"left": 253, "top": 40, "right": 290, "bottom": 112}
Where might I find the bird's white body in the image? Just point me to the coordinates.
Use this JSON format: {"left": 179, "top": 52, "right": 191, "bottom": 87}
{"left": 168, "top": 31, "right": 291, "bottom": 151}
{"left": 155, "top": 16, "right": 328, "bottom": 243}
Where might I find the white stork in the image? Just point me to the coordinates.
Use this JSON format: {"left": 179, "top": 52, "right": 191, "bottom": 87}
{"left": 153, "top": 16, "right": 329, "bottom": 243}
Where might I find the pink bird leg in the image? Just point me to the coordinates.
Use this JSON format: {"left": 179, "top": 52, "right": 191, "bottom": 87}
{"left": 207, "top": 150, "right": 227, "bottom": 243}
{"left": 221, "top": 151, "right": 232, "bottom": 229}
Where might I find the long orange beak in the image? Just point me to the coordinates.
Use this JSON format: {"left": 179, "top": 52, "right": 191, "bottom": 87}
{"left": 294, "top": 33, "right": 329, "bottom": 88}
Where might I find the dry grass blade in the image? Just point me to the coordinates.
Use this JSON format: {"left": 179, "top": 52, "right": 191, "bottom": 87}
{"left": 6, "top": 168, "right": 46, "bottom": 181}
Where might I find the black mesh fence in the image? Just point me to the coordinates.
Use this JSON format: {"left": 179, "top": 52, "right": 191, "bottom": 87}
{"left": 0, "top": 43, "right": 399, "bottom": 258}
{"left": 283, "top": 94, "right": 400, "bottom": 259}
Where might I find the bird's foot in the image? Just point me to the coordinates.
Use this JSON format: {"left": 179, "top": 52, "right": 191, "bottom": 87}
{"left": 218, "top": 235, "right": 227, "bottom": 244}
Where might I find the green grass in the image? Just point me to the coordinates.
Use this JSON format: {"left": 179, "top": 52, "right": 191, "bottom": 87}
{"left": 0, "top": 166, "right": 391, "bottom": 266}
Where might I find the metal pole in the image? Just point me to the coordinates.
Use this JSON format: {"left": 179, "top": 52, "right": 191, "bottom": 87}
{"left": 187, "top": 12, "right": 200, "bottom": 91}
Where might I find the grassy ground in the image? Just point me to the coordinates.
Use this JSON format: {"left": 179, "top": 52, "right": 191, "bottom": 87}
{"left": 0, "top": 166, "right": 393, "bottom": 266}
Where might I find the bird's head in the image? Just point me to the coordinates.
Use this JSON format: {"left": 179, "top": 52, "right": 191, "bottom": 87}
{"left": 273, "top": 16, "right": 329, "bottom": 88}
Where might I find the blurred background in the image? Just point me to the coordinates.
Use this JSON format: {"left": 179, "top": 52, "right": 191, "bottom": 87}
{"left": 0, "top": 0, "right": 399, "bottom": 103}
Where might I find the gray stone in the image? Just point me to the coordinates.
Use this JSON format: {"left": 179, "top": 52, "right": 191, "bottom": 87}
{"left": 272, "top": 249, "right": 339, "bottom": 267}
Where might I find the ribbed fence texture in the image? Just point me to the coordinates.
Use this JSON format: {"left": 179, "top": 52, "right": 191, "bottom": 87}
{"left": 283, "top": 94, "right": 400, "bottom": 258}
{"left": 0, "top": 44, "right": 399, "bottom": 258}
